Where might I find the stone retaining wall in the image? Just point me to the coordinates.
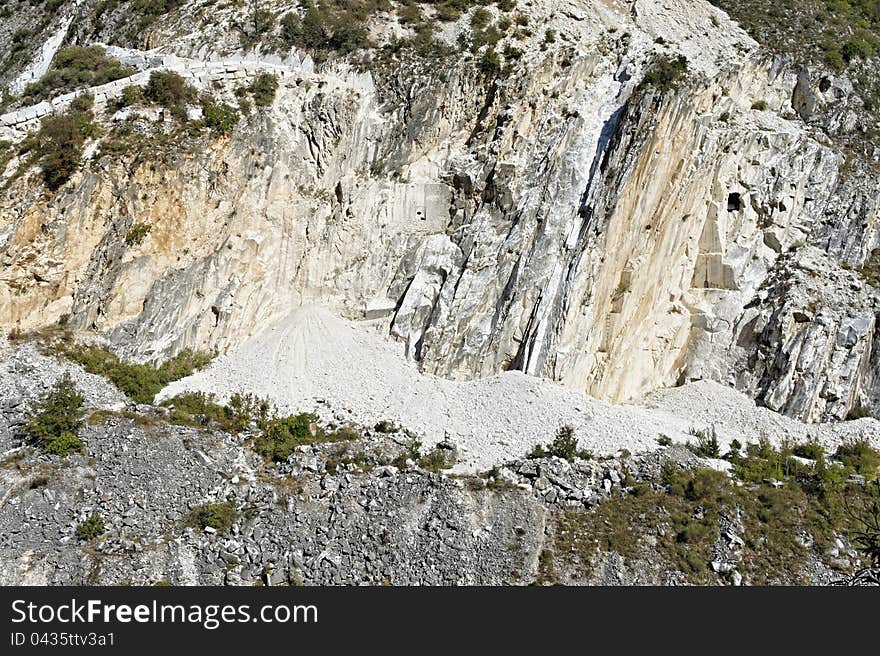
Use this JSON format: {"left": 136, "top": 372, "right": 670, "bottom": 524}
{"left": 1, "top": 52, "right": 311, "bottom": 131}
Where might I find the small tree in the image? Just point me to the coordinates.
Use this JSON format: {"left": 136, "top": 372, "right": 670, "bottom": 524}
{"left": 144, "top": 71, "right": 196, "bottom": 119}
{"left": 27, "top": 374, "right": 85, "bottom": 456}
{"left": 529, "top": 426, "right": 591, "bottom": 462}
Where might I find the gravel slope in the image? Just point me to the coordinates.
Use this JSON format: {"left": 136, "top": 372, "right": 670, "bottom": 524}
{"left": 159, "top": 306, "right": 880, "bottom": 472}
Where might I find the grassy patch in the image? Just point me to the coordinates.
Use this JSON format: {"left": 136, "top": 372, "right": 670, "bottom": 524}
{"left": 187, "top": 502, "right": 238, "bottom": 533}
{"left": 708, "top": 0, "right": 880, "bottom": 156}
{"left": 87, "top": 409, "right": 157, "bottom": 430}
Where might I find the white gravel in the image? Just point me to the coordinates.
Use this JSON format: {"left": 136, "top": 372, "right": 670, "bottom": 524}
{"left": 159, "top": 305, "right": 880, "bottom": 472}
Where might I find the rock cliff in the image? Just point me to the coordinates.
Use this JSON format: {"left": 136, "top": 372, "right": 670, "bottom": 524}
{"left": 1, "top": 1, "right": 878, "bottom": 420}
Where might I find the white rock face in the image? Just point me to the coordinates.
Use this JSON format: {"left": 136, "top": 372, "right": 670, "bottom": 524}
{"left": 1, "top": 0, "right": 878, "bottom": 422}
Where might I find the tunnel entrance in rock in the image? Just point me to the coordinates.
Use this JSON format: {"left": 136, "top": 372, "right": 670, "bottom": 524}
{"left": 727, "top": 192, "right": 742, "bottom": 212}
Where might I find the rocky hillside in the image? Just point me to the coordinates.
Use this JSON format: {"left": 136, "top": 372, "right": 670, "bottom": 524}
{"left": 1, "top": 336, "right": 878, "bottom": 585}
{"left": 1, "top": 1, "right": 880, "bottom": 585}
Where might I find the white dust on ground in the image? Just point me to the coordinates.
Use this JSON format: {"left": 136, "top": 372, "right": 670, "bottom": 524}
{"left": 159, "top": 305, "right": 880, "bottom": 472}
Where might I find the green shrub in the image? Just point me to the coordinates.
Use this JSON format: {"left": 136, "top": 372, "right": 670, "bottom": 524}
{"left": 22, "top": 96, "right": 97, "bottom": 190}
{"left": 143, "top": 71, "right": 196, "bottom": 119}
{"left": 22, "top": 46, "right": 135, "bottom": 103}
{"left": 751, "top": 99, "right": 768, "bottom": 110}
{"left": 161, "top": 391, "right": 268, "bottom": 433}
{"left": 843, "top": 38, "right": 874, "bottom": 61}
{"left": 188, "top": 502, "right": 237, "bottom": 533}
{"left": 279, "top": 0, "right": 375, "bottom": 56}
{"left": 792, "top": 440, "right": 825, "bottom": 460}
{"left": 478, "top": 47, "right": 501, "bottom": 75}
{"left": 251, "top": 413, "right": 319, "bottom": 462}
{"left": 641, "top": 55, "right": 688, "bottom": 93}
{"left": 374, "top": 420, "right": 398, "bottom": 433}
{"left": 280, "top": 12, "right": 303, "bottom": 45}
{"left": 75, "top": 514, "right": 106, "bottom": 541}
{"left": 734, "top": 438, "right": 787, "bottom": 482}
{"left": 202, "top": 102, "right": 239, "bottom": 135}
{"left": 687, "top": 427, "right": 721, "bottom": 458}
{"left": 417, "top": 448, "right": 449, "bottom": 473}
{"left": 125, "top": 222, "right": 151, "bottom": 246}
{"left": 824, "top": 48, "right": 846, "bottom": 71}
{"left": 0, "top": 139, "right": 14, "bottom": 173}
{"left": 846, "top": 481, "right": 880, "bottom": 566}
{"left": 26, "top": 374, "right": 85, "bottom": 456}
{"left": 117, "top": 85, "right": 144, "bottom": 108}
{"left": 247, "top": 73, "right": 279, "bottom": 107}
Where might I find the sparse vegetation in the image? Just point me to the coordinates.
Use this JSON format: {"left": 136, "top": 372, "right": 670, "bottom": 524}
{"left": 19, "top": 95, "right": 97, "bottom": 190}
{"left": 125, "top": 222, "right": 151, "bottom": 247}
{"left": 541, "top": 437, "right": 880, "bottom": 584}
{"left": 250, "top": 412, "right": 353, "bottom": 462}
{"left": 708, "top": 0, "right": 880, "bottom": 156}
{"left": 87, "top": 409, "right": 157, "bottom": 429}
{"left": 161, "top": 391, "right": 269, "bottom": 434}
{"left": 61, "top": 345, "right": 212, "bottom": 404}
{"left": 26, "top": 374, "right": 85, "bottom": 457}
{"left": 89, "top": 0, "right": 187, "bottom": 41}
{"left": 269, "top": 1, "right": 517, "bottom": 70}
